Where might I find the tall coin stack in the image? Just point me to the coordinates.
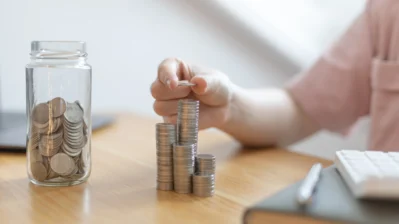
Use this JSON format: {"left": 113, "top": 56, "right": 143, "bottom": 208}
{"left": 156, "top": 123, "right": 176, "bottom": 191}
{"left": 177, "top": 99, "right": 199, "bottom": 155}
{"left": 193, "top": 154, "right": 216, "bottom": 197}
{"left": 173, "top": 144, "right": 195, "bottom": 193}
{"left": 28, "top": 97, "right": 88, "bottom": 182}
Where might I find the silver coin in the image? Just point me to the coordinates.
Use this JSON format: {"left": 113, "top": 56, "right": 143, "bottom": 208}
{"left": 29, "top": 148, "right": 43, "bottom": 163}
{"left": 192, "top": 180, "right": 215, "bottom": 185}
{"left": 178, "top": 99, "right": 200, "bottom": 104}
{"left": 177, "top": 80, "right": 196, "bottom": 86}
{"left": 39, "top": 142, "right": 60, "bottom": 157}
{"left": 156, "top": 173, "right": 174, "bottom": 177}
{"left": 32, "top": 121, "right": 49, "bottom": 133}
{"left": 156, "top": 150, "right": 173, "bottom": 154}
{"left": 157, "top": 173, "right": 173, "bottom": 177}
{"left": 28, "top": 138, "right": 40, "bottom": 150}
{"left": 30, "top": 162, "right": 48, "bottom": 181}
{"left": 157, "top": 156, "right": 173, "bottom": 160}
{"left": 173, "top": 171, "right": 194, "bottom": 176}
{"left": 157, "top": 165, "right": 173, "bottom": 170}
{"left": 174, "top": 171, "right": 194, "bottom": 176}
{"left": 42, "top": 129, "right": 63, "bottom": 139}
{"left": 157, "top": 182, "right": 174, "bottom": 191}
{"left": 64, "top": 121, "right": 84, "bottom": 130}
{"left": 50, "top": 152, "right": 75, "bottom": 176}
{"left": 156, "top": 141, "right": 175, "bottom": 145}
{"left": 157, "top": 155, "right": 173, "bottom": 159}
{"left": 64, "top": 134, "right": 84, "bottom": 142}
{"left": 64, "top": 102, "right": 84, "bottom": 123}
{"left": 49, "top": 97, "right": 67, "bottom": 118}
{"left": 46, "top": 167, "right": 59, "bottom": 180}
{"left": 75, "top": 100, "right": 84, "bottom": 112}
{"left": 62, "top": 146, "right": 82, "bottom": 157}
{"left": 32, "top": 103, "right": 50, "bottom": 124}
{"left": 157, "top": 176, "right": 173, "bottom": 181}
{"left": 156, "top": 132, "right": 176, "bottom": 136}
{"left": 157, "top": 171, "right": 173, "bottom": 175}
{"left": 174, "top": 182, "right": 192, "bottom": 186}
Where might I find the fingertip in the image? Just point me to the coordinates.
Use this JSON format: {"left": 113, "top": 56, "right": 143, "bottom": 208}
{"left": 190, "top": 76, "right": 207, "bottom": 95}
{"left": 168, "top": 78, "right": 178, "bottom": 90}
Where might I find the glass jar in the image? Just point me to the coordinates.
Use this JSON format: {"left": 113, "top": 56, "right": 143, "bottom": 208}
{"left": 25, "top": 41, "right": 92, "bottom": 186}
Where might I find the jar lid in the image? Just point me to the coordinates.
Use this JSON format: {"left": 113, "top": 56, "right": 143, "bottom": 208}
{"left": 30, "top": 41, "right": 87, "bottom": 59}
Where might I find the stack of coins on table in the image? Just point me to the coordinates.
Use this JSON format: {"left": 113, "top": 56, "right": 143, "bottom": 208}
{"left": 193, "top": 154, "right": 216, "bottom": 197}
{"left": 195, "top": 154, "right": 216, "bottom": 175}
{"left": 176, "top": 99, "right": 199, "bottom": 155}
{"left": 156, "top": 123, "right": 176, "bottom": 191}
{"left": 154, "top": 96, "right": 216, "bottom": 197}
{"left": 173, "top": 144, "right": 195, "bottom": 193}
{"left": 28, "top": 97, "right": 88, "bottom": 182}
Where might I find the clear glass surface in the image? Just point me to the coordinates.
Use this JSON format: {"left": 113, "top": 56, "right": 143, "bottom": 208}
{"left": 25, "top": 41, "right": 92, "bottom": 186}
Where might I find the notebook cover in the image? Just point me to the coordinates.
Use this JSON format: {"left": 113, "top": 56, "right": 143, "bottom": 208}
{"left": 243, "top": 166, "right": 399, "bottom": 224}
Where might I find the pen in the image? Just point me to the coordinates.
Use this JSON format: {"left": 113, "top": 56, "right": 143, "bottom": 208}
{"left": 296, "top": 163, "right": 322, "bottom": 205}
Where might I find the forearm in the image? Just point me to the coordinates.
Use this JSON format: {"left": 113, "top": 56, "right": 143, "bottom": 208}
{"left": 218, "top": 85, "right": 320, "bottom": 147}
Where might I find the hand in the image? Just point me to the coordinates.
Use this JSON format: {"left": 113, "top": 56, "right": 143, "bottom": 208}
{"left": 150, "top": 57, "right": 234, "bottom": 130}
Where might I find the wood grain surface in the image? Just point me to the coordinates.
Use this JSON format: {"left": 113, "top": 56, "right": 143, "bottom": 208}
{"left": 0, "top": 113, "right": 332, "bottom": 224}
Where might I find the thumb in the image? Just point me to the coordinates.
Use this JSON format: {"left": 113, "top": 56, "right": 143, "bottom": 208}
{"left": 190, "top": 74, "right": 231, "bottom": 106}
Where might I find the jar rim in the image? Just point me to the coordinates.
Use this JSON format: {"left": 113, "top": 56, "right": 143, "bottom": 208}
{"left": 30, "top": 41, "right": 87, "bottom": 59}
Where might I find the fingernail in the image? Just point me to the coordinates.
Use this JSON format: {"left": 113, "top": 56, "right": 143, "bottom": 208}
{"left": 166, "top": 80, "right": 172, "bottom": 89}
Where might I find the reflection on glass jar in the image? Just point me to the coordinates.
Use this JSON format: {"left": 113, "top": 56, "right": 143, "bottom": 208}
{"left": 26, "top": 41, "right": 92, "bottom": 186}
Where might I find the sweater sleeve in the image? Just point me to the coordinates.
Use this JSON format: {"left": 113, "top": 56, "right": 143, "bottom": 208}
{"left": 285, "top": 0, "right": 373, "bottom": 135}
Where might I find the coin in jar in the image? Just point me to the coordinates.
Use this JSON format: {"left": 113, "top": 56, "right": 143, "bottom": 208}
{"left": 31, "top": 162, "right": 48, "bottom": 181}
{"left": 64, "top": 102, "right": 83, "bottom": 123}
{"left": 32, "top": 103, "right": 50, "bottom": 124}
{"left": 50, "top": 153, "right": 76, "bottom": 176}
{"left": 49, "top": 97, "right": 67, "bottom": 118}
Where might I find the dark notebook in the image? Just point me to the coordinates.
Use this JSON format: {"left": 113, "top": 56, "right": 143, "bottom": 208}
{"left": 243, "top": 166, "right": 399, "bottom": 224}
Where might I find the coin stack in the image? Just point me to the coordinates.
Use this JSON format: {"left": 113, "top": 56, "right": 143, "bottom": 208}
{"left": 177, "top": 99, "right": 199, "bottom": 155}
{"left": 173, "top": 143, "right": 195, "bottom": 193}
{"left": 193, "top": 174, "right": 215, "bottom": 197}
{"left": 195, "top": 154, "right": 216, "bottom": 175}
{"left": 156, "top": 123, "right": 176, "bottom": 191}
{"left": 28, "top": 97, "right": 88, "bottom": 182}
{"left": 193, "top": 154, "right": 216, "bottom": 197}
{"left": 155, "top": 98, "right": 217, "bottom": 197}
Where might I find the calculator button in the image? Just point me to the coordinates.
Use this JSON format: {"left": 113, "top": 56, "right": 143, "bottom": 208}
{"left": 388, "top": 152, "right": 399, "bottom": 159}
{"left": 365, "top": 151, "right": 386, "bottom": 158}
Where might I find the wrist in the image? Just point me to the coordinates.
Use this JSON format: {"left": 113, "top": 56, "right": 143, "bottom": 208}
{"left": 217, "top": 83, "right": 242, "bottom": 131}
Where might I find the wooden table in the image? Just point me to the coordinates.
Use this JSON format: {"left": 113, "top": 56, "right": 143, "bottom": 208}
{"left": 0, "top": 114, "right": 332, "bottom": 224}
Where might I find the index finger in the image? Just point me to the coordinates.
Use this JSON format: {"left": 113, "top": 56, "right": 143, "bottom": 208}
{"left": 157, "top": 57, "right": 191, "bottom": 89}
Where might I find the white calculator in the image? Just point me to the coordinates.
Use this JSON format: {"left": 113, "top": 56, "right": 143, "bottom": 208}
{"left": 334, "top": 149, "right": 399, "bottom": 199}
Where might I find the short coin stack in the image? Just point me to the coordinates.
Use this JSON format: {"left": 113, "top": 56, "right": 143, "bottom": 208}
{"left": 195, "top": 154, "right": 216, "bottom": 175}
{"left": 193, "top": 154, "right": 216, "bottom": 197}
{"left": 28, "top": 97, "right": 88, "bottom": 182}
{"left": 173, "top": 144, "right": 195, "bottom": 193}
{"left": 177, "top": 99, "right": 199, "bottom": 155}
{"left": 156, "top": 123, "right": 176, "bottom": 191}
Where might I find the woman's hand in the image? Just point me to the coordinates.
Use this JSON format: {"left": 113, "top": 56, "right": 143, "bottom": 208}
{"left": 151, "top": 57, "right": 234, "bottom": 129}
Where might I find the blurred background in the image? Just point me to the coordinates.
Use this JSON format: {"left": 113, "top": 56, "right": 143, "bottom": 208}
{"left": 0, "top": 0, "right": 368, "bottom": 159}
